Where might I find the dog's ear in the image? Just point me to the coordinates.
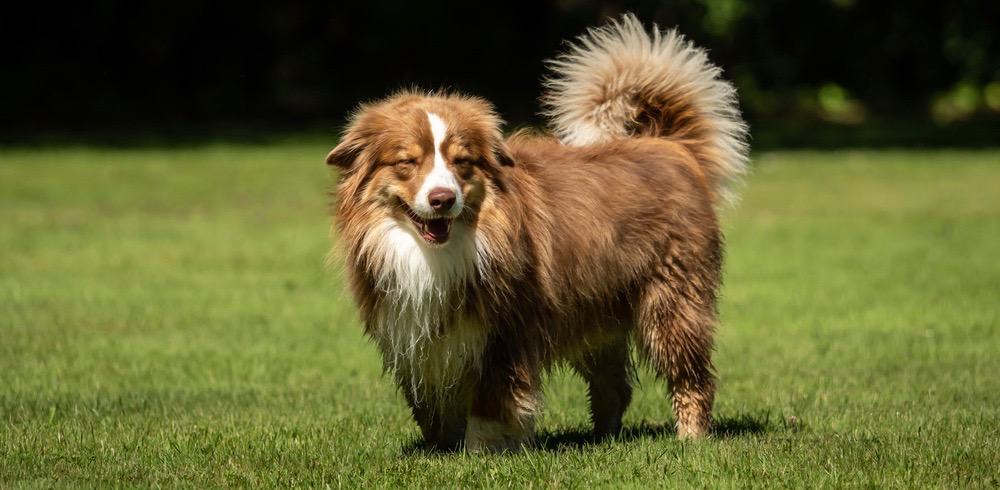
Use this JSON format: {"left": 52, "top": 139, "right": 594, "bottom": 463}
{"left": 325, "top": 133, "right": 363, "bottom": 169}
{"left": 493, "top": 142, "right": 515, "bottom": 167}
{"left": 483, "top": 134, "right": 514, "bottom": 168}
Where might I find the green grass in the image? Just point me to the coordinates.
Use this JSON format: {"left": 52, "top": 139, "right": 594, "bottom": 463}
{"left": 2, "top": 142, "right": 999, "bottom": 487}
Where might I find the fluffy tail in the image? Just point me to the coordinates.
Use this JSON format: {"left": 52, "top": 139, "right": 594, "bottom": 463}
{"left": 542, "top": 14, "right": 749, "bottom": 204}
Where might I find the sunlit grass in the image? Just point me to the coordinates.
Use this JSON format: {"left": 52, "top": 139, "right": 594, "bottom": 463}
{"left": 1, "top": 144, "right": 998, "bottom": 486}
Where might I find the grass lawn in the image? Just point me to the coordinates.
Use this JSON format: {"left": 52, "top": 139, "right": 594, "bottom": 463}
{"left": 1, "top": 141, "right": 998, "bottom": 487}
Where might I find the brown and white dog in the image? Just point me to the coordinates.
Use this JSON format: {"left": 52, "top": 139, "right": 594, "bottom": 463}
{"left": 326, "top": 14, "right": 748, "bottom": 452}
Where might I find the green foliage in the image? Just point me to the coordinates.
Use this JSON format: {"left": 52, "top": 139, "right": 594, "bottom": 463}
{"left": 1, "top": 143, "right": 999, "bottom": 486}
{"left": 932, "top": 82, "right": 996, "bottom": 123}
{"left": 986, "top": 82, "right": 1000, "bottom": 112}
{"left": 817, "top": 83, "right": 865, "bottom": 124}
{"left": 5, "top": 1, "right": 998, "bottom": 130}
{"left": 697, "top": 0, "right": 748, "bottom": 36}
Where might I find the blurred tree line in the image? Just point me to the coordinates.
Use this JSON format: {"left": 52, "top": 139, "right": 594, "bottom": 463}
{"left": 2, "top": 0, "right": 997, "bottom": 136}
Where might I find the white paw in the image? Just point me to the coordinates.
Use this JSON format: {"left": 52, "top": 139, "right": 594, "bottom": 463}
{"left": 464, "top": 416, "right": 529, "bottom": 453}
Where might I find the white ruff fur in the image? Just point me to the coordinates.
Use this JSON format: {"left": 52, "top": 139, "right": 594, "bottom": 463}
{"left": 360, "top": 216, "right": 488, "bottom": 403}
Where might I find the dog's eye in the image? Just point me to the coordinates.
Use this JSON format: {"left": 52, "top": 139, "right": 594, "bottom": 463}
{"left": 453, "top": 158, "right": 474, "bottom": 167}
{"left": 395, "top": 158, "right": 417, "bottom": 166}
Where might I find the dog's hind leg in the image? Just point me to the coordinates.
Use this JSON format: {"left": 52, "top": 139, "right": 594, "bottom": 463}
{"left": 571, "top": 336, "right": 633, "bottom": 438}
{"left": 634, "top": 259, "right": 720, "bottom": 439}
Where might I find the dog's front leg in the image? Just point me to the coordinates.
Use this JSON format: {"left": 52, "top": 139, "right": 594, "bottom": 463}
{"left": 400, "top": 381, "right": 470, "bottom": 451}
{"left": 464, "top": 341, "right": 540, "bottom": 453}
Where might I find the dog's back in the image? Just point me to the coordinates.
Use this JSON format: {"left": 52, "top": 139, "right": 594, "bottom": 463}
{"left": 503, "top": 135, "right": 718, "bottom": 307}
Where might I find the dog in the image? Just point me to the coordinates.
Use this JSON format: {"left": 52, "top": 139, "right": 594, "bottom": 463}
{"left": 325, "top": 14, "right": 748, "bottom": 452}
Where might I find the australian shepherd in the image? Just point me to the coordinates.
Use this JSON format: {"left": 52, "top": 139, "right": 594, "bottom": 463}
{"left": 325, "top": 14, "right": 749, "bottom": 452}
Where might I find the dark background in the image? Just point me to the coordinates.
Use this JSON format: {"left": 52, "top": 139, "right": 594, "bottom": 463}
{"left": 3, "top": 0, "right": 998, "bottom": 146}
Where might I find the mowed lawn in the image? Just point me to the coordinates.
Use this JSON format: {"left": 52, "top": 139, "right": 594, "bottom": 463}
{"left": 1, "top": 141, "right": 998, "bottom": 487}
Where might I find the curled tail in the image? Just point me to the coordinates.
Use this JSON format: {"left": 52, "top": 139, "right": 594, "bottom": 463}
{"left": 541, "top": 14, "right": 750, "bottom": 204}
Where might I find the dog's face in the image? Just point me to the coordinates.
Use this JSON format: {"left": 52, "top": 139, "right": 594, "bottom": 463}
{"left": 328, "top": 93, "right": 511, "bottom": 247}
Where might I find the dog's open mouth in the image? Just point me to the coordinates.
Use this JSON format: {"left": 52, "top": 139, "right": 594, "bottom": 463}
{"left": 400, "top": 201, "right": 452, "bottom": 245}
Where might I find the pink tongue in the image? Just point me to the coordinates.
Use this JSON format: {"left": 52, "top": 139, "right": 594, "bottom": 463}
{"left": 425, "top": 218, "right": 450, "bottom": 242}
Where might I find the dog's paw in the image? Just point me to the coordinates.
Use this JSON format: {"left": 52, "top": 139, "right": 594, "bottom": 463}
{"left": 464, "top": 416, "right": 530, "bottom": 453}
{"left": 676, "top": 420, "right": 711, "bottom": 440}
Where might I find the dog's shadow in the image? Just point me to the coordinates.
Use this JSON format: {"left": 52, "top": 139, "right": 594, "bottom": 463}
{"left": 403, "top": 413, "right": 770, "bottom": 455}
{"left": 537, "top": 414, "right": 770, "bottom": 452}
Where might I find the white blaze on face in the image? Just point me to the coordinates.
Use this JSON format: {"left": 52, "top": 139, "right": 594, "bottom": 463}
{"left": 414, "top": 111, "right": 463, "bottom": 217}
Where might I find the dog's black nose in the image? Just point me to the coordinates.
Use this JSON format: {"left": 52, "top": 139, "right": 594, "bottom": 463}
{"left": 428, "top": 188, "right": 456, "bottom": 211}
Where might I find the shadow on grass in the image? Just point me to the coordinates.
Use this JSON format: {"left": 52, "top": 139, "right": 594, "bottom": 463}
{"left": 536, "top": 413, "right": 770, "bottom": 452}
{"left": 403, "top": 413, "right": 771, "bottom": 455}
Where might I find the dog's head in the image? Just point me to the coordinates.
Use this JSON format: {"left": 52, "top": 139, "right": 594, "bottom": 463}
{"left": 328, "top": 92, "right": 512, "bottom": 247}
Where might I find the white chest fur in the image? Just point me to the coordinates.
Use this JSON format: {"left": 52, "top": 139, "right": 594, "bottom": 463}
{"left": 360, "top": 218, "right": 489, "bottom": 402}
{"left": 374, "top": 311, "right": 487, "bottom": 403}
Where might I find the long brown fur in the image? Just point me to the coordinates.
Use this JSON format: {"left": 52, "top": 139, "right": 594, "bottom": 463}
{"left": 326, "top": 14, "right": 748, "bottom": 452}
